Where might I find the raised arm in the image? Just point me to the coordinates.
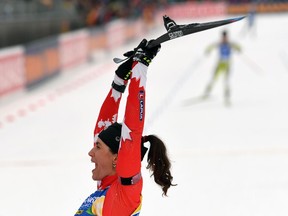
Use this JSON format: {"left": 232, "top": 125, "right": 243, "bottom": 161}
{"left": 116, "top": 40, "right": 161, "bottom": 178}
{"left": 93, "top": 56, "right": 134, "bottom": 139}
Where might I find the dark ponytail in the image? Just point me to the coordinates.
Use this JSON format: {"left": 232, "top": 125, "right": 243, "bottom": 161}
{"left": 142, "top": 135, "right": 176, "bottom": 196}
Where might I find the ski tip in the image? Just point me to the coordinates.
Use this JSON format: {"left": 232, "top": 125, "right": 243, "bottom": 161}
{"left": 229, "top": 16, "right": 246, "bottom": 23}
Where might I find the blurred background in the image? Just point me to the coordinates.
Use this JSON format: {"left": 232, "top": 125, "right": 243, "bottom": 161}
{"left": 1, "top": 0, "right": 288, "bottom": 48}
{"left": 1, "top": 1, "right": 288, "bottom": 216}
{"left": 1, "top": 0, "right": 288, "bottom": 98}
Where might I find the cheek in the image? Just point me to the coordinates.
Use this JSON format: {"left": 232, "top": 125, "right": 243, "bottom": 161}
{"left": 96, "top": 152, "right": 112, "bottom": 167}
{"left": 102, "top": 155, "right": 113, "bottom": 168}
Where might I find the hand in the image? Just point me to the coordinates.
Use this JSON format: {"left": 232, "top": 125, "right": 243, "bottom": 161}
{"left": 133, "top": 39, "right": 161, "bottom": 66}
{"left": 115, "top": 39, "right": 152, "bottom": 80}
{"left": 115, "top": 57, "right": 133, "bottom": 81}
{"left": 123, "top": 39, "right": 149, "bottom": 59}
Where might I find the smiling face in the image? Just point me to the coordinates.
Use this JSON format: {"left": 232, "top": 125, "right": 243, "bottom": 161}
{"left": 88, "top": 138, "right": 117, "bottom": 181}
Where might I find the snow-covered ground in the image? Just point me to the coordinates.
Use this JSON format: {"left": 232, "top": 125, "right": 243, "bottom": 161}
{"left": 0, "top": 13, "right": 288, "bottom": 216}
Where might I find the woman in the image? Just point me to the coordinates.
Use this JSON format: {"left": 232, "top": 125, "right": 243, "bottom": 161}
{"left": 75, "top": 39, "right": 175, "bottom": 216}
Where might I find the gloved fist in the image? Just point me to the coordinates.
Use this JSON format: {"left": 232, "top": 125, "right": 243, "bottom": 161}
{"left": 115, "top": 39, "right": 161, "bottom": 81}
{"left": 133, "top": 39, "right": 161, "bottom": 66}
{"left": 115, "top": 39, "right": 150, "bottom": 80}
{"left": 123, "top": 39, "right": 149, "bottom": 58}
{"left": 115, "top": 57, "right": 133, "bottom": 81}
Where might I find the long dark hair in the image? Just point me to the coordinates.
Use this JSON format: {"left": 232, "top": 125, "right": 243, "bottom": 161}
{"left": 142, "top": 135, "right": 176, "bottom": 196}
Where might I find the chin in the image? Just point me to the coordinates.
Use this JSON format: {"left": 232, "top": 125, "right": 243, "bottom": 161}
{"left": 92, "top": 174, "right": 99, "bottom": 181}
{"left": 92, "top": 173, "right": 102, "bottom": 181}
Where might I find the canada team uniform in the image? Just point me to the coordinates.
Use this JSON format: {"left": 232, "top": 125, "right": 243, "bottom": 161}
{"left": 75, "top": 60, "right": 148, "bottom": 216}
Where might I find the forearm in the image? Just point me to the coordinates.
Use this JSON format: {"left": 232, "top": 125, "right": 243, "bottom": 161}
{"left": 94, "top": 83, "right": 124, "bottom": 136}
{"left": 116, "top": 62, "right": 148, "bottom": 177}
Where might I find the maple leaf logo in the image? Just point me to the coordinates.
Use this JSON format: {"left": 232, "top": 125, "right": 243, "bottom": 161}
{"left": 97, "top": 113, "right": 117, "bottom": 129}
{"left": 131, "top": 63, "right": 147, "bottom": 88}
{"left": 121, "top": 121, "right": 132, "bottom": 143}
{"left": 111, "top": 89, "right": 121, "bottom": 102}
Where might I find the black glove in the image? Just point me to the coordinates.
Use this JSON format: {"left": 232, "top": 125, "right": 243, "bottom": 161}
{"left": 133, "top": 39, "right": 161, "bottom": 66}
{"left": 115, "top": 39, "right": 161, "bottom": 82}
{"left": 115, "top": 57, "right": 133, "bottom": 81}
{"left": 115, "top": 39, "right": 149, "bottom": 81}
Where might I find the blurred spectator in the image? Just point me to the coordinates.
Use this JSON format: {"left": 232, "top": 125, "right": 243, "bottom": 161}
{"left": 1, "top": 0, "right": 288, "bottom": 48}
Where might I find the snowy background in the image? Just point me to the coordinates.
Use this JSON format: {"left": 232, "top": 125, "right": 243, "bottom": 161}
{"left": 0, "top": 13, "right": 288, "bottom": 215}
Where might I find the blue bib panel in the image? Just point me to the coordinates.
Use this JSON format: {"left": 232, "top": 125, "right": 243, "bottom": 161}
{"left": 219, "top": 43, "right": 231, "bottom": 60}
{"left": 75, "top": 188, "right": 141, "bottom": 216}
{"left": 74, "top": 189, "right": 108, "bottom": 215}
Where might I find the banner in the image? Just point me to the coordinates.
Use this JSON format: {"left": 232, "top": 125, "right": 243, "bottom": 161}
{"left": 25, "top": 37, "right": 60, "bottom": 87}
{"left": 158, "top": 2, "right": 226, "bottom": 20}
{"left": 105, "top": 19, "right": 126, "bottom": 50}
{"left": 59, "top": 30, "right": 89, "bottom": 70}
{"left": 89, "top": 28, "right": 107, "bottom": 53}
{"left": 0, "top": 46, "right": 25, "bottom": 97}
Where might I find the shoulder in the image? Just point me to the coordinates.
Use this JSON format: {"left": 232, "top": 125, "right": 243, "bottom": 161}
{"left": 103, "top": 180, "right": 143, "bottom": 215}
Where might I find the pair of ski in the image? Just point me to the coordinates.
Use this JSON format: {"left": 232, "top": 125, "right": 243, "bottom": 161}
{"left": 113, "top": 15, "right": 245, "bottom": 63}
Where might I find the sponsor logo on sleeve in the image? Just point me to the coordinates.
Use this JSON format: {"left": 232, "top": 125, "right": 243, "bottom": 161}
{"left": 138, "top": 90, "right": 145, "bottom": 121}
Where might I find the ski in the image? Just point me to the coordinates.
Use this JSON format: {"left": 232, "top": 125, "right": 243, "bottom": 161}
{"left": 147, "top": 15, "right": 245, "bottom": 49}
{"left": 113, "top": 15, "right": 245, "bottom": 63}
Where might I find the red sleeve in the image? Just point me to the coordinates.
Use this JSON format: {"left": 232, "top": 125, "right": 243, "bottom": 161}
{"left": 116, "top": 61, "right": 148, "bottom": 178}
{"left": 93, "top": 87, "right": 123, "bottom": 142}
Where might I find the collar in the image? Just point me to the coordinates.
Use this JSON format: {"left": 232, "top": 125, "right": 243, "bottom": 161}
{"left": 98, "top": 174, "right": 118, "bottom": 190}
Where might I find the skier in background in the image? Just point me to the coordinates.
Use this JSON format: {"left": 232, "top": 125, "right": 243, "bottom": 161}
{"left": 74, "top": 39, "right": 175, "bottom": 216}
{"left": 240, "top": 2, "right": 257, "bottom": 37}
{"left": 247, "top": 2, "right": 257, "bottom": 34}
{"left": 202, "top": 30, "right": 241, "bottom": 106}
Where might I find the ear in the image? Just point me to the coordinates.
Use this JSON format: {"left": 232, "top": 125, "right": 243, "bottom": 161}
{"left": 112, "top": 154, "right": 118, "bottom": 169}
{"left": 113, "top": 154, "right": 118, "bottom": 164}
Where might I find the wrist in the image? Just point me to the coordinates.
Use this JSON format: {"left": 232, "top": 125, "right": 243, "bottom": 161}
{"left": 113, "top": 74, "right": 125, "bottom": 85}
{"left": 133, "top": 54, "right": 152, "bottom": 66}
{"left": 112, "top": 74, "right": 127, "bottom": 93}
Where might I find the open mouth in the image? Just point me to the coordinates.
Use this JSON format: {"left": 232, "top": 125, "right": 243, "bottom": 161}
{"left": 91, "top": 160, "right": 97, "bottom": 172}
{"left": 94, "top": 163, "right": 98, "bottom": 170}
